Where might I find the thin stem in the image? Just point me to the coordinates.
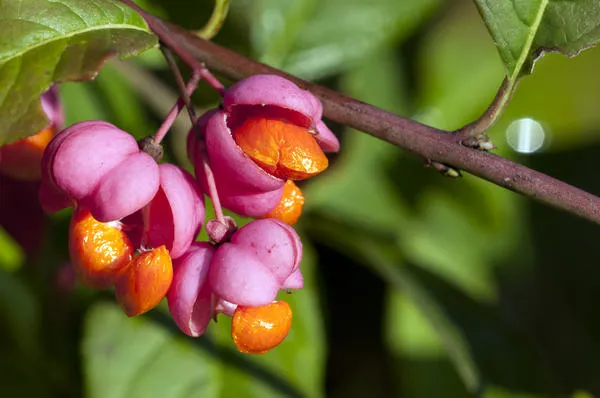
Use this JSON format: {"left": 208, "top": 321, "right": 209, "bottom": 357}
{"left": 196, "top": 0, "right": 231, "bottom": 40}
{"left": 458, "top": 0, "right": 549, "bottom": 138}
{"left": 153, "top": 69, "right": 202, "bottom": 144}
{"left": 118, "top": 0, "right": 600, "bottom": 227}
{"left": 200, "top": 67, "right": 225, "bottom": 96}
{"left": 160, "top": 44, "right": 224, "bottom": 99}
{"left": 455, "top": 77, "right": 516, "bottom": 137}
{"left": 160, "top": 46, "right": 199, "bottom": 123}
{"left": 201, "top": 153, "right": 226, "bottom": 224}
{"left": 160, "top": 44, "right": 227, "bottom": 224}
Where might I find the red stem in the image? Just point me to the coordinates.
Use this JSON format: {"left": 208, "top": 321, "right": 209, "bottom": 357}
{"left": 153, "top": 70, "right": 202, "bottom": 144}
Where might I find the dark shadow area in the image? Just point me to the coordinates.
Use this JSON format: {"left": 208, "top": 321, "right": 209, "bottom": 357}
{"left": 391, "top": 357, "right": 471, "bottom": 398}
{"left": 314, "top": 240, "right": 395, "bottom": 398}
{"left": 307, "top": 213, "right": 559, "bottom": 396}
{"left": 0, "top": 209, "right": 84, "bottom": 398}
{"left": 404, "top": 262, "right": 557, "bottom": 394}
{"left": 498, "top": 141, "right": 600, "bottom": 395}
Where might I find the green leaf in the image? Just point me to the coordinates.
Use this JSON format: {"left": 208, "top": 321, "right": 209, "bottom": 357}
{"left": 250, "top": 0, "right": 440, "bottom": 79}
{"left": 398, "top": 182, "right": 516, "bottom": 300}
{"left": 249, "top": 0, "right": 318, "bottom": 68}
{"left": 384, "top": 290, "right": 473, "bottom": 397}
{"left": 83, "top": 302, "right": 222, "bottom": 398}
{"left": 83, "top": 240, "right": 325, "bottom": 398}
{"left": 60, "top": 62, "right": 154, "bottom": 139}
{"left": 0, "top": 0, "right": 157, "bottom": 145}
{"left": 474, "top": 0, "right": 600, "bottom": 80}
{"left": 60, "top": 80, "right": 111, "bottom": 126}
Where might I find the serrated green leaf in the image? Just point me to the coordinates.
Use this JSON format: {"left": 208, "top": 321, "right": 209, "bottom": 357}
{"left": 0, "top": 0, "right": 157, "bottom": 145}
{"left": 83, "top": 240, "right": 325, "bottom": 398}
{"left": 474, "top": 0, "right": 600, "bottom": 80}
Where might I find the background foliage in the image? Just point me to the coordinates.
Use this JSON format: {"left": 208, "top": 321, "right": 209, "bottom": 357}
{"left": 2, "top": 0, "right": 600, "bottom": 397}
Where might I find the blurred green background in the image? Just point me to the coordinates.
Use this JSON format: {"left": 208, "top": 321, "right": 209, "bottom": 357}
{"left": 2, "top": 0, "right": 600, "bottom": 397}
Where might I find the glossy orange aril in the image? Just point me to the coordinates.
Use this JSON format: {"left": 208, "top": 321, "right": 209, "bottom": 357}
{"left": 234, "top": 117, "right": 328, "bottom": 180}
{"left": 69, "top": 207, "right": 134, "bottom": 289}
{"left": 231, "top": 300, "right": 293, "bottom": 354}
{"left": 115, "top": 245, "right": 173, "bottom": 317}
{"left": 263, "top": 180, "right": 305, "bottom": 225}
{"left": 0, "top": 126, "right": 55, "bottom": 180}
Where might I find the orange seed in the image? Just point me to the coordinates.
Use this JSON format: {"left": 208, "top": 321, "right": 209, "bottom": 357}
{"left": 263, "top": 180, "right": 305, "bottom": 225}
{"left": 234, "top": 117, "right": 328, "bottom": 180}
{"left": 115, "top": 245, "right": 173, "bottom": 317}
{"left": 69, "top": 207, "right": 134, "bottom": 289}
{"left": 231, "top": 300, "right": 293, "bottom": 354}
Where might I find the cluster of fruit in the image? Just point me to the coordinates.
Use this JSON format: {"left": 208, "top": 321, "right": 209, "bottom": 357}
{"left": 0, "top": 74, "right": 339, "bottom": 354}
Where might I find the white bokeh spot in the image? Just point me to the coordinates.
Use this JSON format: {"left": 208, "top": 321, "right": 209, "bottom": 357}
{"left": 506, "top": 118, "right": 546, "bottom": 154}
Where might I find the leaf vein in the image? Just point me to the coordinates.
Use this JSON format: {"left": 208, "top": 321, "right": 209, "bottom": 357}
{"left": 0, "top": 24, "right": 150, "bottom": 63}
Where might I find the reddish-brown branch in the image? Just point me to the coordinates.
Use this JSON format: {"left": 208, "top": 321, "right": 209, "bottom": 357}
{"left": 119, "top": 0, "right": 600, "bottom": 226}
